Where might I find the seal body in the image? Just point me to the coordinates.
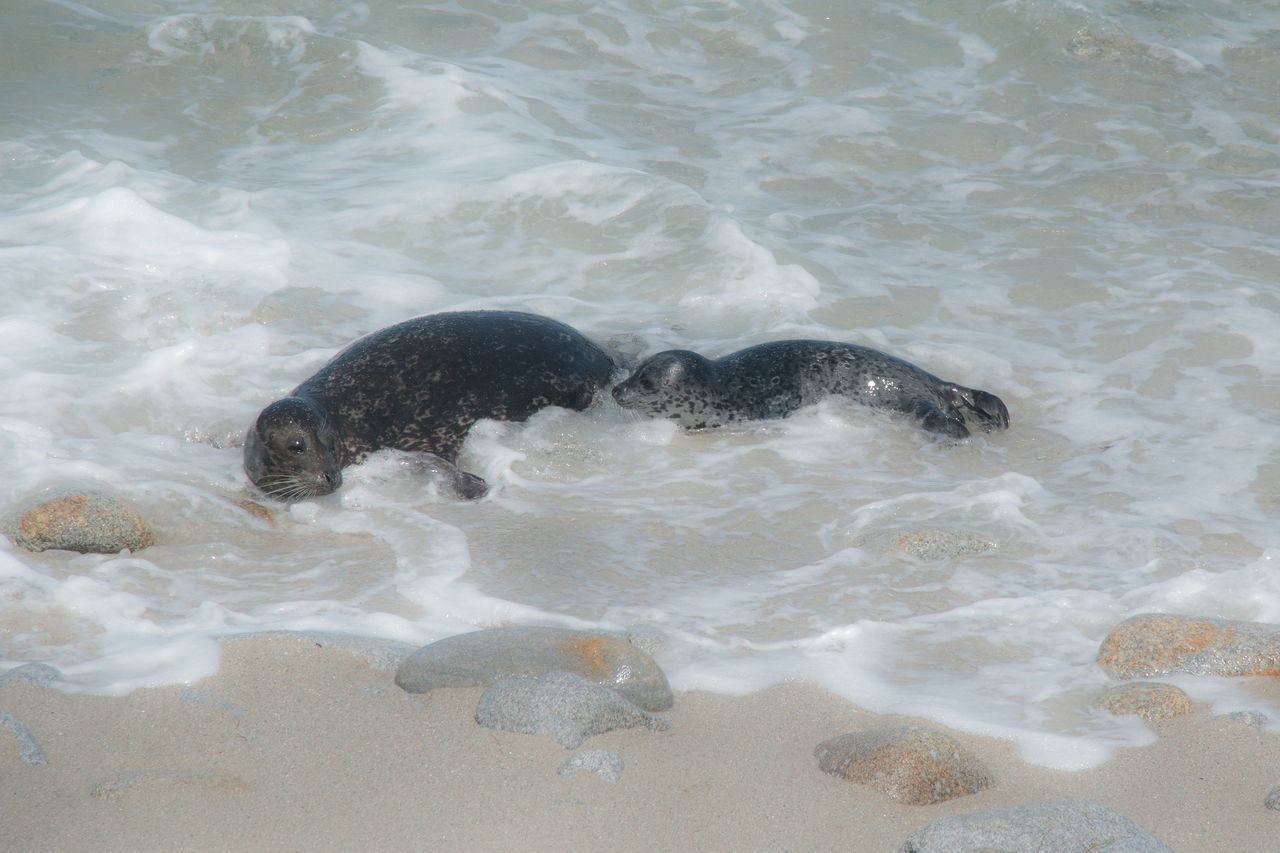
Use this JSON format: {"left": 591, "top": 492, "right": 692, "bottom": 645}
{"left": 245, "top": 311, "right": 617, "bottom": 500}
{"left": 611, "top": 340, "right": 1009, "bottom": 439}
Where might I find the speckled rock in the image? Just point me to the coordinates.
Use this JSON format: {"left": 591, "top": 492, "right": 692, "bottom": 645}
{"left": 5, "top": 491, "right": 155, "bottom": 554}
{"left": 1217, "top": 710, "right": 1269, "bottom": 729}
{"left": 898, "top": 798, "right": 1174, "bottom": 853}
{"left": 893, "top": 528, "right": 995, "bottom": 560}
{"left": 1094, "top": 682, "right": 1193, "bottom": 721}
{"left": 557, "top": 749, "right": 625, "bottom": 782}
{"left": 1098, "top": 613, "right": 1280, "bottom": 679}
{"left": 395, "top": 626, "right": 672, "bottom": 712}
{"left": 814, "top": 725, "right": 994, "bottom": 805}
{"left": 474, "top": 670, "right": 671, "bottom": 748}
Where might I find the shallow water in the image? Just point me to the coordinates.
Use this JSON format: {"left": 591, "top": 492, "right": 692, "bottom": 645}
{"left": 2, "top": 0, "right": 1279, "bottom": 769}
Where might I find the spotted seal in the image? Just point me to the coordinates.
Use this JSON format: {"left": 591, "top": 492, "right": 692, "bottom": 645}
{"left": 244, "top": 311, "right": 617, "bottom": 501}
{"left": 611, "top": 340, "right": 1009, "bottom": 439}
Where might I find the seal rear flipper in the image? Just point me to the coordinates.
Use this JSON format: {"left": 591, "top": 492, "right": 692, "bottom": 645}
{"left": 416, "top": 453, "right": 490, "bottom": 501}
{"left": 945, "top": 385, "right": 1011, "bottom": 432}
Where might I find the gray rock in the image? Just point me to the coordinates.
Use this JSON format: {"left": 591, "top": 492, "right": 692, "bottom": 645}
{"left": 0, "top": 709, "right": 48, "bottom": 765}
{"left": 0, "top": 663, "right": 62, "bottom": 690}
{"left": 474, "top": 670, "right": 671, "bottom": 749}
{"left": 557, "top": 749, "right": 625, "bottom": 782}
{"left": 814, "top": 725, "right": 994, "bottom": 805}
{"left": 1266, "top": 785, "right": 1280, "bottom": 811}
{"left": 1098, "top": 613, "right": 1280, "bottom": 679}
{"left": 898, "top": 798, "right": 1175, "bottom": 852}
{"left": 5, "top": 490, "right": 155, "bottom": 554}
{"left": 396, "top": 626, "right": 672, "bottom": 711}
{"left": 1093, "top": 682, "right": 1193, "bottom": 721}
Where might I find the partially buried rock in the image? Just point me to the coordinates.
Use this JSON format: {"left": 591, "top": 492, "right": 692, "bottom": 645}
{"left": 814, "top": 725, "right": 993, "bottom": 805}
{"left": 475, "top": 670, "right": 671, "bottom": 749}
{"left": 557, "top": 749, "right": 625, "bottom": 783}
{"left": 1266, "top": 785, "right": 1280, "bottom": 811}
{"left": 1094, "top": 682, "right": 1193, "bottom": 722}
{"left": 898, "top": 798, "right": 1174, "bottom": 853}
{"left": 395, "top": 626, "right": 672, "bottom": 712}
{"left": 6, "top": 491, "right": 155, "bottom": 554}
{"left": 1098, "top": 613, "right": 1280, "bottom": 679}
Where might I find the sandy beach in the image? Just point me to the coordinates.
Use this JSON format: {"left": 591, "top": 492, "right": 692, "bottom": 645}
{"left": 2, "top": 633, "right": 1277, "bottom": 852}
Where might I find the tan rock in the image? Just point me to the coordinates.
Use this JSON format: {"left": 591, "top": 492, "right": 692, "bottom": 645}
{"left": 1094, "top": 682, "right": 1193, "bottom": 721}
{"left": 7, "top": 492, "right": 156, "bottom": 554}
{"left": 1097, "top": 614, "right": 1280, "bottom": 679}
{"left": 814, "top": 725, "right": 994, "bottom": 805}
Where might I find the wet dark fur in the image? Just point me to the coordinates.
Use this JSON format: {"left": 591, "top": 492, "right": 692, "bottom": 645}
{"left": 245, "top": 311, "right": 617, "bottom": 501}
{"left": 611, "top": 340, "right": 1009, "bottom": 439}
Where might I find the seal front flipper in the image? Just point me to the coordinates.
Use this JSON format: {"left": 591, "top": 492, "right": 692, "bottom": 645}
{"left": 943, "top": 385, "right": 1010, "bottom": 432}
{"left": 909, "top": 398, "right": 971, "bottom": 440}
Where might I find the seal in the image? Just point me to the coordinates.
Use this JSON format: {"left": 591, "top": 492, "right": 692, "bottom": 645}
{"left": 611, "top": 340, "right": 1009, "bottom": 439}
{"left": 244, "top": 311, "right": 617, "bottom": 501}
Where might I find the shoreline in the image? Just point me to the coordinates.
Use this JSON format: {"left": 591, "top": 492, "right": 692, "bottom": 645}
{"left": 3, "top": 633, "right": 1278, "bottom": 851}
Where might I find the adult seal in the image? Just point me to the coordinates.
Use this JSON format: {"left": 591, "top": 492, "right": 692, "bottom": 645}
{"left": 245, "top": 310, "right": 617, "bottom": 501}
{"left": 611, "top": 340, "right": 1009, "bottom": 439}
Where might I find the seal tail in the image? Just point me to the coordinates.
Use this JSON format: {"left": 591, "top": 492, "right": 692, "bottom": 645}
{"left": 945, "top": 385, "right": 1011, "bottom": 432}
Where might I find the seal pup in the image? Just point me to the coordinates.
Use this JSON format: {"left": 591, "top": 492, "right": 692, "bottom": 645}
{"left": 245, "top": 311, "right": 617, "bottom": 501}
{"left": 611, "top": 340, "right": 1008, "bottom": 439}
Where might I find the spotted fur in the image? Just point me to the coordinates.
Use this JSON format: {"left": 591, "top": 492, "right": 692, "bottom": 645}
{"left": 245, "top": 311, "right": 617, "bottom": 501}
{"left": 611, "top": 341, "right": 1009, "bottom": 439}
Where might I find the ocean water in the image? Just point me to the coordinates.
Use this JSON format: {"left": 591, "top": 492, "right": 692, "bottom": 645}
{"left": 3, "top": 0, "right": 1279, "bottom": 770}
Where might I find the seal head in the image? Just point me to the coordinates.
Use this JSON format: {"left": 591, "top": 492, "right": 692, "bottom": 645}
{"left": 243, "top": 396, "right": 342, "bottom": 501}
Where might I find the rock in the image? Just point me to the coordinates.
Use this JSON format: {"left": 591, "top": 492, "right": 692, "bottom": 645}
{"left": 225, "top": 631, "right": 417, "bottom": 671}
{"left": 1266, "top": 785, "right": 1280, "bottom": 811}
{"left": 474, "top": 670, "right": 671, "bottom": 749}
{"left": 893, "top": 528, "right": 995, "bottom": 560}
{"left": 1217, "top": 710, "right": 1269, "bottom": 729}
{"left": 898, "top": 798, "right": 1174, "bottom": 853}
{"left": 0, "top": 663, "right": 62, "bottom": 690}
{"left": 1098, "top": 613, "right": 1280, "bottom": 679}
{"left": 90, "top": 769, "right": 249, "bottom": 798}
{"left": 557, "top": 749, "right": 625, "bottom": 783}
{"left": 395, "top": 626, "right": 672, "bottom": 712}
{"left": 0, "top": 709, "right": 48, "bottom": 765}
{"left": 813, "top": 725, "right": 994, "bottom": 805}
{"left": 5, "top": 491, "right": 155, "bottom": 554}
{"left": 1093, "top": 682, "right": 1193, "bottom": 721}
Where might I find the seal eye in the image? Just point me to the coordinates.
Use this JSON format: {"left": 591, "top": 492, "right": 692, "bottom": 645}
{"left": 288, "top": 439, "right": 307, "bottom": 456}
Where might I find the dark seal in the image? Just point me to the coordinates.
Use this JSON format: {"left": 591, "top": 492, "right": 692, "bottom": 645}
{"left": 611, "top": 340, "right": 1009, "bottom": 439}
{"left": 245, "top": 311, "right": 617, "bottom": 501}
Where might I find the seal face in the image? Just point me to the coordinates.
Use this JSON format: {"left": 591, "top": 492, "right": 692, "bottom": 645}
{"left": 611, "top": 340, "right": 1009, "bottom": 439}
{"left": 245, "top": 311, "right": 617, "bottom": 501}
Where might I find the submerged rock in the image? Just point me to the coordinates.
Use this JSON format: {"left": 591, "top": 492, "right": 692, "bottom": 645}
{"left": 395, "top": 626, "right": 672, "bottom": 712}
{"left": 1098, "top": 613, "right": 1280, "bottom": 679}
{"left": 0, "top": 663, "right": 62, "bottom": 690}
{"left": 474, "top": 670, "right": 670, "bottom": 749}
{"left": 898, "top": 798, "right": 1174, "bottom": 853}
{"left": 813, "top": 725, "right": 993, "bottom": 805}
{"left": 1094, "top": 682, "right": 1193, "bottom": 722}
{"left": 893, "top": 528, "right": 995, "bottom": 560}
{"left": 5, "top": 491, "right": 155, "bottom": 554}
{"left": 1265, "top": 785, "right": 1280, "bottom": 811}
